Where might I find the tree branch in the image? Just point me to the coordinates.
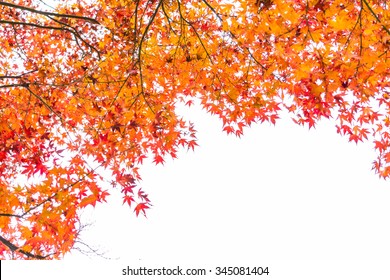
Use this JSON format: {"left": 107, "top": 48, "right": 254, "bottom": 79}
{"left": 0, "top": 20, "right": 101, "bottom": 59}
{"left": 177, "top": 0, "right": 213, "bottom": 63}
{"left": 201, "top": 0, "right": 222, "bottom": 22}
{"left": 0, "top": 19, "right": 66, "bottom": 30}
{"left": 362, "top": 0, "right": 390, "bottom": 35}
{"left": 0, "top": 1, "right": 99, "bottom": 24}
{"left": 0, "top": 213, "right": 23, "bottom": 218}
{"left": 0, "top": 83, "right": 29, "bottom": 89}
{"left": 136, "top": 0, "right": 163, "bottom": 114}
{"left": 0, "top": 235, "right": 47, "bottom": 259}
{"left": 0, "top": 70, "right": 38, "bottom": 79}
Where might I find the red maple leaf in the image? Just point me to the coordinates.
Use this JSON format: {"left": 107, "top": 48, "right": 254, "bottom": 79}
{"left": 134, "top": 202, "right": 149, "bottom": 217}
{"left": 153, "top": 155, "right": 165, "bottom": 165}
{"left": 123, "top": 195, "right": 135, "bottom": 207}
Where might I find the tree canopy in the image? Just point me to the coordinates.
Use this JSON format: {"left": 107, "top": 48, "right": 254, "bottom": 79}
{"left": 0, "top": 0, "right": 389, "bottom": 259}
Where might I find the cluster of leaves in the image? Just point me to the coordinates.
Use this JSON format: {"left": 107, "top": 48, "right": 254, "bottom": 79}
{"left": 0, "top": 0, "right": 388, "bottom": 259}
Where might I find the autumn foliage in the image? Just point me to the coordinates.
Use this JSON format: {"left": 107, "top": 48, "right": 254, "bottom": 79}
{"left": 0, "top": 0, "right": 389, "bottom": 259}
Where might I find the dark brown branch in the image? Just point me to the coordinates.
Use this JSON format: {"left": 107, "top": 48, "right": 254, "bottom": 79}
{"left": 24, "top": 85, "right": 64, "bottom": 123}
{"left": 0, "top": 70, "right": 38, "bottom": 79}
{"left": 161, "top": 2, "right": 177, "bottom": 35}
{"left": 0, "top": 1, "right": 99, "bottom": 24}
{"left": 20, "top": 163, "right": 106, "bottom": 217}
{"left": 362, "top": 0, "right": 390, "bottom": 35}
{"left": 0, "top": 235, "right": 47, "bottom": 259}
{"left": 0, "top": 20, "right": 100, "bottom": 58}
{"left": 177, "top": 0, "right": 213, "bottom": 63}
{"left": 136, "top": 0, "right": 163, "bottom": 114}
{"left": 47, "top": 15, "right": 102, "bottom": 59}
{"left": 201, "top": 0, "right": 222, "bottom": 21}
{"left": 344, "top": 2, "right": 363, "bottom": 49}
{"left": 0, "top": 213, "right": 23, "bottom": 218}
{"left": 0, "top": 83, "right": 29, "bottom": 88}
{"left": 0, "top": 75, "right": 24, "bottom": 79}
{"left": 0, "top": 19, "right": 67, "bottom": 30}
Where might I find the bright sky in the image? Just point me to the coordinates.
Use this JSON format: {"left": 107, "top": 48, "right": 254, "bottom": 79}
{"left": 64, "top": 104, "right": 390, "bottom": 261}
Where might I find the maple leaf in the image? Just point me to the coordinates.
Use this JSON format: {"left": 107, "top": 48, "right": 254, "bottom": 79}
{"left": 123, "top": 195, "right": 135, "bottom": 207}
{"left": 374, "top": 141, "right": 386, "bottom": 153}
{"left": 98, "top": 190, "right": 110, "bottom": 203}
{"left": 349, "top": 134, "right": 361, "bottom": 144}
{"left": 1, "top": 0, "right": 390, "bottom": 260}
{"left": 153, "top": 155, "right": 165, "bottom": 165}
{"left": 79, "top": 195, "right": 98, "bottom": 208}
{"left": 187, "top": 140, "right": 198, "bottom": 151}
{"left": 121, "top": 185, "right": 136, "bottom": 195}
{"left": 134, "top": 203, "right": 150, "bottom": 217}
{"left": 223, "top": 126, "right": 235, "bottom": 135}
{"left": 138, "top": 188, "right": 151, "bottom": 203}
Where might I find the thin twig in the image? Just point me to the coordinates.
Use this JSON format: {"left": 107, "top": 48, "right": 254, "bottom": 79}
{"left": 0, "top": 235, "right": 48, "bottom": 259}
{"left": 0, "top": 20, "right": 100, "bottom": 59}
{"left": 362, "top": 0, "right": 390, "bottom": 35}
{"left": 0, "top": 1, "right": 99, "bottom": 24}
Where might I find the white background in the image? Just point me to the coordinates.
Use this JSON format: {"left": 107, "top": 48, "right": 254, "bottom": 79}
{"left": 4, "top": 105, "right": 390, "bottom": 280}
{"left": 64, "top": 105, "right": 390, "bottom": 261}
